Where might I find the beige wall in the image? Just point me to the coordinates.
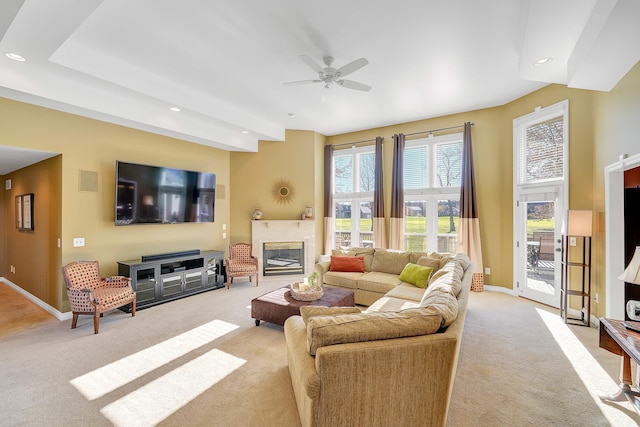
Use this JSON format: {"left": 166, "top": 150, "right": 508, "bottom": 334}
{"left": 229, "top": 129, "right": 326, "bottom": 257}
{"left": 592, "top": 61, "right": 640, "bottom": 317}
{"left": 3, "top": 156, "right": 62, "bottom": 308}
{"left": 2, "top": 61, "right": 638, "bottom": 316}
{"left": 0, "top": 97, "right": 230, "bottom": 312}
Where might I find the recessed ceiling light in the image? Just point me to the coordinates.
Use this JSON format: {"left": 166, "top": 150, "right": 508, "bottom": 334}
{"left": 5, "top": 52, "right": 26, "bottom": 62}
{"left": 169, "top": 106, "right": 181, "bottom": 112}
{"left": 533, "top": 57, "right": 553, "bottom": 66}
{"left": 241, "top": 130, "right": 250, "bottom": 134}
{"left": 288, "top": 113, "right": 296, "bottom": 118}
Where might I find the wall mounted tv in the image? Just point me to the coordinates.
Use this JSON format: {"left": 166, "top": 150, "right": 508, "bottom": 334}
{"left": 115, "top": 161, "right": 216, "bottom": 226}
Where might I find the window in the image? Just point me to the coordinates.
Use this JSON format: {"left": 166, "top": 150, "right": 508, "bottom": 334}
{"left": 404, "top": 134, "right": 462, "bottom": 252}
{"left": 515, "top": 101, "right": 568, "bottom": 187}
{"left": 333, "top": 146, "right": 375, "bottom": 249}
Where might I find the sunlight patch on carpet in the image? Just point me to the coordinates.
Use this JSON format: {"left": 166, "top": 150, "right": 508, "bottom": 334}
{"left": 100, "top": 348, "right": 246, "bottom": 426}
{"left": 536, "top": 308, "right": 638, "bottom": 426}
{"left": 71, "top": 319, "right": 239, "bottom": 400}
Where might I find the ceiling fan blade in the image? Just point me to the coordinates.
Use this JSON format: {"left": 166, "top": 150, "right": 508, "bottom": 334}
{"left": 284, "top": 79, "right": 321, "bottom": 86}
{"left": 337, "top": 79, "right": 371, "bottom": 92}
{"left": 299, "top": 55, "right": 324, "bottom": 73}
{"left": 335, "top": 58, "right": 368, "bottom": 78}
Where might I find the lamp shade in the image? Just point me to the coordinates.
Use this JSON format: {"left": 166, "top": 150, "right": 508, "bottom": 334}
{"left": 619, "top": 246, "right": 640, "bottom": 285}
{"left": 567, "top": 210, "right": 593, "bottom": 237}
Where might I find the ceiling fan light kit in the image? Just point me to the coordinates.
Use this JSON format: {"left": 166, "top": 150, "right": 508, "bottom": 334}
{"left": 284, "top": 55, "right": 371, "bottom": 92}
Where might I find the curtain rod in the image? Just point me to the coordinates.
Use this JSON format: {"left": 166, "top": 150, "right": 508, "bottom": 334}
{"left": 331, "top": 122, "right": 474, "bottom": 147}
{"left": 404, "top": 122, "right": 474, "bottom": 138}
{"left": 332, "top": 137, "right": 380, "bottom": 148}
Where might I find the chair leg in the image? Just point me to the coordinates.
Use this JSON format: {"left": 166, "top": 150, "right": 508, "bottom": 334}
{"left": 131, "top": 299, "right": 136, "bottom": 317}
{"left": 71, "top": 312, "right": 79, "bottom": 329}
{"left": 255, "top": 274, "right": 259, "bottom": 287}
{"left": 226, "top": 276, "right": 232, "bottom": 289}
{"left": 94, "top": 313, "right": 100, "bottom": 334}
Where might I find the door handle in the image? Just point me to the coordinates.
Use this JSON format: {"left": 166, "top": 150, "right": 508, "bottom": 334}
{"left": 555, "top": 248, "right": 562, "bottom": 252}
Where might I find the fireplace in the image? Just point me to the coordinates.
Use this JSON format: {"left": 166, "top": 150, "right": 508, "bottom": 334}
{"left": 263, "top": 241, "right": 304, "bottom": 276}
{"left": 252, "top": 220, "right": 315, "bottom": 279}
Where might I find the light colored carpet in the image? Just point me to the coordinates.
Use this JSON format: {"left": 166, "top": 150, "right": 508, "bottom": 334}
{"left": 1, "top": 279, "right": 639, "bottom": 426}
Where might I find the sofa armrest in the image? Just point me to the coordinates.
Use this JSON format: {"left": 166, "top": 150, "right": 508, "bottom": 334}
{"left": 314, "top": 335, "right": 457, "bottom": 426}
{"left": 284, "top": 316, "right": 321, "bottom": 400}
{"left": 314, "top": 261, "right": 331, "bottom": 285}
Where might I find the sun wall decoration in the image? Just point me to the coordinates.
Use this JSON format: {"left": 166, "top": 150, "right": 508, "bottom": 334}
{"left": 272, "top": 178, "right": 294, "bottom": 205}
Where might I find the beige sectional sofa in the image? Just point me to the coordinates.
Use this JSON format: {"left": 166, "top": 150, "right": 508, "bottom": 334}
{"left": 284, "top": 249, "right": 472, "bottom": 427}
{"left": 315, "top": 247, "right": 456, "bottom": 306}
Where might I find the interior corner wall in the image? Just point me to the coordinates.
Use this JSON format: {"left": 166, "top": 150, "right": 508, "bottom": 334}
{"left": 0, "top": 96, "right": 231, "bottom": 313}
{"left": 593, "top": 60, "right": 640, "bottom": 319}
{"left": 0, "top": 174, "right": 7, "bottom": 278}
{"left": 4, "top": 156, "right": 62, "bottom": 308}
{"left": 229, "top": 129, "right": 322, "bottom": 254}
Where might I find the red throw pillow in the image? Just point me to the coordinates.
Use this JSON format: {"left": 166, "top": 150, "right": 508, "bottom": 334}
{"left": 330, "top": 256, "right": 365, "bottom": 273}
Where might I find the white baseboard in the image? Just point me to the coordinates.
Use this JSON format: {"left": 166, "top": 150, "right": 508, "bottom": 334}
{"left": 482, "top": 284, "right": 517, "bottom": 296}
{"left": 481, "top": 284, "right": 598, "bottom": 328}
{"left": 0, "top": 277, "right": 70, "bottom": 321}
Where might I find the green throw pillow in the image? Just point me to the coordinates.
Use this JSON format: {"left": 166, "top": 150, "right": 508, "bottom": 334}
{"left": 399, "top": 263, "right": 433, "bottom": 288}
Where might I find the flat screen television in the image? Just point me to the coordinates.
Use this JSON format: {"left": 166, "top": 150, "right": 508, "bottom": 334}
{"left": 115, "top": 161, "right": 216, "bottom": 226}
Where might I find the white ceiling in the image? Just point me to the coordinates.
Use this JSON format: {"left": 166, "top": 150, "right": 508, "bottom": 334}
{"left": 1, "top": 0, "right": 639, "bottom": 174}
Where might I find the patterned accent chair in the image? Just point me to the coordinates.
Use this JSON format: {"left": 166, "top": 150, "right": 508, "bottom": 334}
{"left": 225, "top": 243, "right": 259, "bottom": 289}
{"left": 62, "top": 261, "right": 136, "bottom": 334}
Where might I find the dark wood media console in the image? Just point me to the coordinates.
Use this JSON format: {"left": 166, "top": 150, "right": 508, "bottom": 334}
{"left": 117, "top": 249, "right": 225, "bottom": 311}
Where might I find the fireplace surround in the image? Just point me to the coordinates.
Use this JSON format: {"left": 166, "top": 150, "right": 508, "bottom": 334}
{"left": 252, "top": 220, "right": 315, "bottom": 279}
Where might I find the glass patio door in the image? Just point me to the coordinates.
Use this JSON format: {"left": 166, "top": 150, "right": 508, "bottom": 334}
{"left": 515, "top": 191, "right": 563, "bottom": 307}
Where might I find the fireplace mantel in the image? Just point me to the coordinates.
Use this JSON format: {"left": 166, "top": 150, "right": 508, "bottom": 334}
{"left": 251, "top": 220, "right": 315, "bottom": 279}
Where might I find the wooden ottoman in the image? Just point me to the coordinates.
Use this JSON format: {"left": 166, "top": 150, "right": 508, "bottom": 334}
{"left": 251, "top": 285, "right": 355, "bottom": 326}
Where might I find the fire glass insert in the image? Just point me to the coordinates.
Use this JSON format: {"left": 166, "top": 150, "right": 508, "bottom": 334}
{"left": 263, "top": 241, "right": 304, "bottom": 276}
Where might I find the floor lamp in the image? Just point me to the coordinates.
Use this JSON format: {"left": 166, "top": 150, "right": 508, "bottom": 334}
{"left": 561, "top": 210, "right": 592, "bottom": 326}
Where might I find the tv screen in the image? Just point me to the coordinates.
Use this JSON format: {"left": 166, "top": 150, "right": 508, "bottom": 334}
{"left": 115, "top": 161, "right": 216, "bottom": 226}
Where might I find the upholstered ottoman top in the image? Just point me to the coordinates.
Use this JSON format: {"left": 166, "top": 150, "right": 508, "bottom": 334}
{"left": 251, "top": 285, "right": 355, "bottom": 326}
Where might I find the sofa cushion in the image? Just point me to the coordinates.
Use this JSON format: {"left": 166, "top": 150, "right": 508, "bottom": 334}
{"left": 398, "top": 263, "right": 433, "bottom": 288}
{"left": 332, "top": 248, "right": 375, "bottom": 271}
{"left": 371, "top": 249, "right": 411, "bottom": 275}
{"left": 409, "top": 251, "right": 429, "bottom": 264}
{"left": 416, "top": 256, "right": 441, "bottom": 273}
{"left": 427, "top": 270, "right": 462, "bottom": 297}
{"left": 420, "top": 290, "right": 459, "bottom": 327}
{"left": 384, "top": 284, "right": 425, "bottom": 302}
{"left": 365, "top": 295, "right": 421, "bottom": 312}
{"left": 357, "top": 272, "right": 402, "bottom": 294}
{"left": 429, "top": 252, "right": 455, "bottom": 269}
{"left": 330, "top": 256, "right": 365, "bottom": 272}
{"left": 306, "top": 309, "right": 443, "bottom": 355}
{"left": 300, "top": 306, "right": 362, "bottom": 325}
{"left": 323, "top": 271, "right": 363, "bottom": 289}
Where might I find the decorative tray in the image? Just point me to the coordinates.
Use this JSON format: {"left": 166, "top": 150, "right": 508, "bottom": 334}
{"left": 290, "top": 282, "right": 323, "bottom": 301}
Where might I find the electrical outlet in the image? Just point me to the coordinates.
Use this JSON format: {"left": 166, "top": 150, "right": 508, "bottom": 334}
{"left": 73, "top": 237, "right": 85, "bottom": 247}
{"left": 222, "top": 223, "right": 227, "bottom": 230}
{"left": 10, "top": 265, "right": 15, "bottom": 274}
{"left": 594, "top": 293, "right": 599, "bottom": 303}
{"left": 484, "top": 267, "right": 491, "bottom": 275}
{"left": 222, "top": 232, "right": 227, "bottom": 239}
{"left": 569, "top": 237, "right": 577, "bottom": 246}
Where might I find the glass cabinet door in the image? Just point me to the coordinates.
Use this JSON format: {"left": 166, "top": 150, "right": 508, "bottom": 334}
{"left": 184, "top": 271, "right": 204, "bottom": 291}
{"left": 135, "top": 268, "right": 157, "bottom": 304}
{"left": 161, "top": 274, "right": 183, "bottom": 297}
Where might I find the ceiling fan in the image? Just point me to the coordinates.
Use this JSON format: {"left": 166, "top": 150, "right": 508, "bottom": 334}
{"left": 284, "top": 55, "right": 371, "bottom": 92}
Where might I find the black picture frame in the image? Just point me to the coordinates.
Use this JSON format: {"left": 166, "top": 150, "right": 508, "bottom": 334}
{"left": 16, "top": 193, "right": 34, "bottom": 231}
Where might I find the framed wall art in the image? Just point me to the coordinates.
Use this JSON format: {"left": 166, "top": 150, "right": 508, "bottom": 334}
{"left": 16, "top": 193, "right": 34, "bottom": 231}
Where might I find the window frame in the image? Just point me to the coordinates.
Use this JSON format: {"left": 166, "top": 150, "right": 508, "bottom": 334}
{"left": 332, "top": 145, "right": 375, "bottom": 249}
{"left": 403, "top": 133, "right": 463, "bottom": 252}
